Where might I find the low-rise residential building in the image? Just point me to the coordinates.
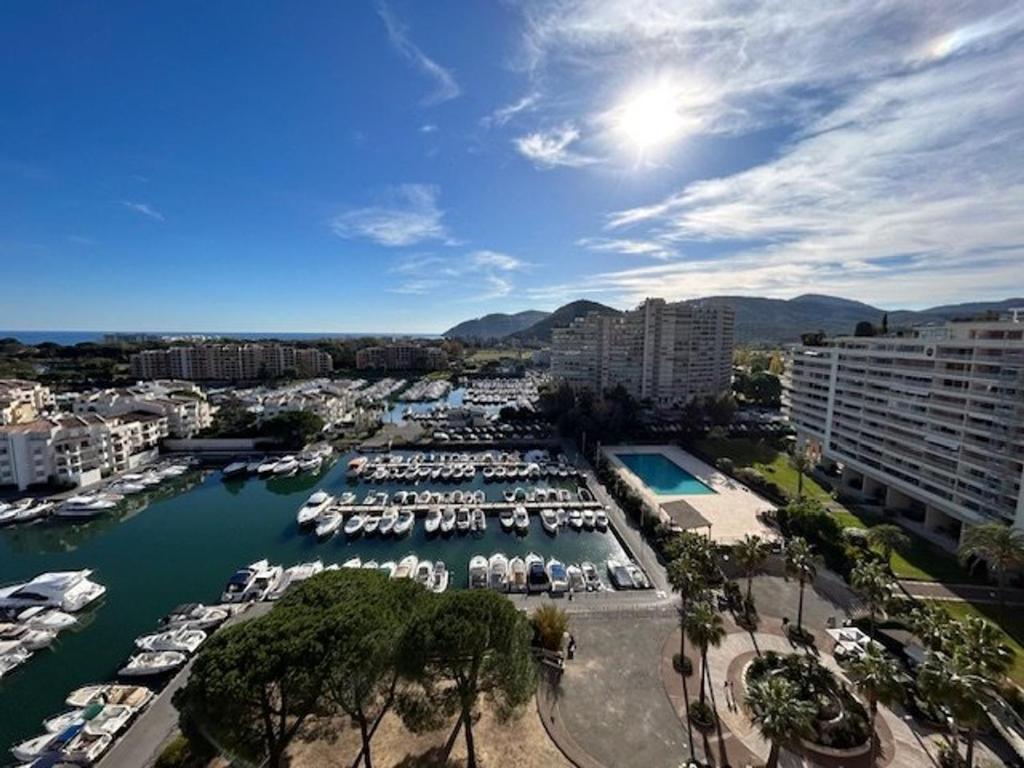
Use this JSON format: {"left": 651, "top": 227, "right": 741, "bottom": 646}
{"left": 0, "top": 379, "right": 55, "bottom": 425}
{"left": 130, "top": 344, "right": 333, "bottom": 381}
{"left": 71, "top": 380, "right": 212, "bottom": 437}
{"left": 784, "top": 315, "right": 1024, "bottom": 542}
{"left": 355, "top": 345, "right": 448, "bottom": 371}
{"left": 236, "top": 379, "right": 357, "bottom": 428}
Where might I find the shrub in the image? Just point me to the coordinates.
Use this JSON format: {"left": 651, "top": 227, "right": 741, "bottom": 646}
{"left": 672, "top": 653, "right": 693, "bottom": 676}
{"left": 688, "top": 700, "right": 716, "bottom": 729}
{"left": 715, "top": 457, "right": 735, "bottom": 475}
{"left": 532, "top": 605, "right": 569, "bottom": 652}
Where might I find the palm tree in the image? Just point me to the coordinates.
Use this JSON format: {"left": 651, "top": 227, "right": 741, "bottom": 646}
{"left": 734, "top": 534, "right": 770, "bottom": 605}
{"left": 667, "top": 557, "right": 706, "bottom": 761}
{"left": 848, "top": 644, "right": 905, "bottom": 765}
{"left": 685, "top": 600, "right": 726, "bottom": 710}
{"left": 745, "top": 675, "right": 816, "bottom": 768}
{"left": 909, "top": 602, "right": 954, "bottom": 653}
{"left": 784, "top": 537, "right": 817, "bottom": 636}
{"left": 866, "top": 524, "right": 910, "bottom": 570}
{"left": 789, "top": 447, "right": 813, "bottom": 499}
{"left": 959, "top": 523, "right": 1024, "bottom": 606}
{"left": 850, "top": 560, "right": 895, "bottom": 638}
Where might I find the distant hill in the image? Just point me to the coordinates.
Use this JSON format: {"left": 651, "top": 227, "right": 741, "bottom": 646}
{"left": 443, "top": 310, "right": 549, "bottom": 341}
{"left": 508, "top": 300, "right": 621, "bottom": 343}
{"left": 444, "top": 295, "right": 1024, "bottom": 346}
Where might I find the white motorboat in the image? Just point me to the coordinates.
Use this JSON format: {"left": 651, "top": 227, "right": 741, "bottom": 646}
{"left": 338, "top": 491, "right": 357, "bottom": 505}
{"left": 246, "top": 562, "right": 283, "bottom": 601}
{"left": 272, "top": 456, "right": 299, "bottom": 475}
{"left": 595, "top": 509, "right": 609, "bottom": 530}
{"left": 0, "top": 570, "right": 106, "bottom": 613}
{"left": 540, "top": 508, "right": 559, "bottom": 535}
{"left": 362, "top": 560, "right": 379, "bottom": 569}
{"left": 568, "top": 509, "right": 583, "bottom": 530}
{"left": 298, "top": 455, "right": 323, "bottom": 473}
{"left": 14, "top": 606, "right": 77, "bottom": 631}
{"left": 468, "top": 556, "right": 489, "bottom": 589}
{"left": 66, "top": 684, "right": 153, "bottom": 709}
{"left": 14, "top": 627, "right": 58, "bottom": 650}
{"left": 221, "top": 560, "right": 267, "bottom": 603}
{"left": 499, "top": 509, "right": 515, "bottom": 530}
{"left": 246, "top": 460, "right": 263, "bottom": 474}
{"left": 346, "top": 456, "right": 368, "bottom": 478}
{"left": 581, "top": 561, "right": 602, "bottom": 591}
{"left": 296, "top": 491, "right": 333, "bottom": 526}
{"left": 12, "top": 730, "right": 66, "bottom": 763}
{"left": 393, "top": 555, "right": 418, "bottom": 580}
{"left": 344, "top": 514, "right": 365, "bottom": 536}
{"left": 488, "top": 553, "right": 509, "bottom": 591}
{"left": 607, "top": 559, "right": 634, "bottom": 589}
{"left": 455, "top": 508, "right": 471, "bottom": 532}
{"left": 431, "top": 562, "right": 449, "bottom": 593}
{"left": 44, "top": 707, "right": 92, "bottom": 734}
{"left": 83, "top": 704, "right": 134, "bottom": 737}
{"left": 440, "top": 508, "right": 456, "bottom": 534}
{"left": 414, "top": 560, "right": 434, "bottom": 590}
{"left": 378, "top": 509, "right": 397, "bottom": 536}
{"left": 525, "top": 553, "right": 548, "bottom": 593}
{"left": 582, "top": 509, "right": 596, "bottom": 529}
{"left": 508, "top": 557, "right": 527, "bottom": 593}
{"left": 63, "top": 729, "right": 113, "bottom": 764}
{"left": 0, "top": 499, "right": 37, "bottom": 526}
{"left": 363, "top": 515, "right": 380, "bottom": 535}
{"left": 55, "top": 495, "right": 117, "bottom": 518}
{"left": 135, "top": 628, "right": 207, "bottom": 654}
{"left": 257, "top": 459, "right": 279, "bottom": 474}
{"left": 472, "top": 508, "right": 486, "bottom": 532}
{"left": 566, "top": 564, "right": 585, "bottom": 593}
{"left": 342, "top": 557, "right": 362, "bottom": 569}
{"left": 626, "top": 563, "right": 650, "bottom": 589}
{"left": 394, "top": 510, "right": 415, "bottom": 536}
{"left": 315, "top": 510, "right": 342, "bottom": 539}
{"left": 119, "top": 651, "right": 187, "bottom": 677}
{"left": 546, "top": 559, "right": 569, "bottom": 594}
{"left": 513, "top": 506, "right": 529, "bottom": 532}
{"left": 266, "top": 559, "right": 325, "bottom": 601}
{"left": 379, "top": 561, "right": 396, "bottom": 578}
{"left": 222, "top": 461, "right": 248, "bottom": 478}
{"left": 424, "top": 508, "right": 441, "bottom": 534}
{"left": 502, "top": 489, "right": 515, "bottom": 502}
{"left": 159, "top": 603, "right": 227, "bottom": 631}
{"left": 558, "top": 489, "right": 572, "bottom": 503}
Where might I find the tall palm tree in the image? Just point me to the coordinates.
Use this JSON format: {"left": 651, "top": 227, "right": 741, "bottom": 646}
{"left": 685, "top": 600, "right": 726, "bottom": 709}
{"left": 847, "top": 644, "right": 905, "bottom": 765}
{"left": 958, "top": 523, "right": 1024, "bottom": 606}
{"left": 745, "top": 675, "right": 816, "bottom": 768}
{"left": 667, "top": 556, "right": 706, "bottom": 760}
{"left": 850, "top": 560, "right": 895, "bottom": 638}
{"left": 734, "top": 534, "right": 770, "bottom": 605}
{"left": 910, "top": 602, "right": 954, "bottom": 653}
{"left": 784, "top": 537, "right": 817, "bottom": 635}
{"left": 866, "top": 524, "right": 910, "bottom": 570}
{"left": 789, "top": 447, "right": 813, "bottom": 499}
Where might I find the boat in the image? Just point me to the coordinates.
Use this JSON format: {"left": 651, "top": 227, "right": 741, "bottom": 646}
{"left": 118, "top": 651, "right": 187, "bottom": 677}
{"left": 346, "top": 456, "right": 368, "bottom": 478}
{"left": 83, "top": 704, "right": 134, "bottom": 736}
{"left": 440, "top": 508, "right": 456, "bottom": 534}
{"left": 55, "top": 495, "right": 117, "bottom": 519}
{"left": 248, "top": 562, "right": 283, "bottom": 600}
{"left": 344, "top": 514, "right": 365, "bottom": 536}
{"left": 363, "top": 515, "right": 380, "bottom": 535}
{"left": 581, "top": 561, "right": 602, "bottom": 591}
{"left": 431, "top": 562, "right": 449, "bottom": 593}
{"left": 65, "top": 684, "right": 153, "bottom": 709}
{"left": 508, "top": 557, "right": 527, "bottom": 592}
{"left": 451, "top": 490, "right": 464, "bottom": 504}
{"left": 361, "top": 493, "right": 376, "bottom": 506}
{"left": 298, "top": 455, "right": 323, "bottom": 473}
{"left": 222, "top": 461, "right": 248, "bottom": 478}
{"left": 135, "top": 628, "right": 207, "bottom": 653}
{"left": 547, "top": 559, "right": 569, "bottom": 594}
{"left": 221, "top": 560, "right": 268, "bottom": 603}
{"left": 362, "top": 560, "right": 379, "bottom": 569}
{"left": 16, "top": 606, "right": 77, "bottom": 631}
{"left": 540, "top": 508, "right": 559, "bottom": 535}
{"left": 393, "top": 555, "right": 418, "bottom": 580}
{"left": 0, "top": 570, "right": 106, "bottom": 613}
{"left": 595, "top": 509, "right": 609, "bottom": 530}
{"left": 472, "top": 508, "right": 486, "bottom": 532}
{"left": 271, "top": 456, "right": 298, "bottom": 475}
{"left": 568, "top": 509, "right": 583, "bottom": 530}
{"left": 414, "top": 560, "right": 434, "bottom": 590}
{"left": 526, "top": 553, "right": 548, "bottom": 593}
{"left": 577, "top": 487, "right": 594, "bottom": 503}
{"left": 11, "top": 728, "right": 74, "bottom": 763}
{"left": 0, "top": 499, "right": 35, "bottom": 526}
{"left": 468, "top": 556, "right": 489, "bottom": 589}
{"left": 159, "top": 604, "right": 227, "bottom": 631}
{"left": 0, "top": 640, "right": 32, "bottom": 677}
{"left": 499, "top": 509, "right": 515, "bottom": 530}
{"left": 566, "top": 564, "right": 586, "bottom": 593}
{"left": 455, "top": 508, "right": 471, "bottom": 533}
{"left": 626, "top": 563, "right": 650, "bottom": 589}
{"left": 606, "top": 559, "right": 634, "bottom": 589}
{"left": 424, "top": 508, "right": 442, "bottom": 534}
{"left": 482, "top": 467, "right": 495, "bottom": 480}
{"left": 246, "top": 460, "right": 263, "bottom": 474}
{"left": 296, "top": 491, "right": 334, "bottom": 526}
{"left": 502, "top": 489, "right": 515, "bottom": 502}
{"left": 338, "top": 491, "right": 357, "bottom": 505}
{"left": 379, "top": 561, "right": 396, "bottom": 578}
{"left": 342, "top": 557, "right": 363, "bottom": 569}
{"left": 13, "top": 627, "right": 58, "bottom": 650}
{"left": 266, "top": 561, "right": 324, "bottom": 600}
{"left": 513, "top": 506, "right": 530, "bottom": 532}
{"left": 488, "top": 553, "right": 509, "bottom": 591}
{"left": 64, "top": 729, "right": 114, "bottom": 763}
{"left": 378, "top": 509, "right": 397, "bottom": 536}
{"left": 257, "top": 459, "right": 278, "bottom": 475}
{"left": 394, "top": 510, "right": 415, "bottom": 536}
{"left": 582, "top": 509, "right": 596, "bottom": 529}
{"left": 44, "top": 705, "right": 100, "bottom": 734}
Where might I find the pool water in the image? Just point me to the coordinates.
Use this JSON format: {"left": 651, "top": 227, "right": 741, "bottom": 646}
{"left": 616, "top": 453, "right": 715, "bottom": 496}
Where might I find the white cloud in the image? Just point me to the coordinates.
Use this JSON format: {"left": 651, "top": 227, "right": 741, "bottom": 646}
{"left": 330, "top": 184, "right": 453, "bottom": 247}
{"left": 388, "top": 249, "right": 526, "bottom": 301}
{"left": 481, "top": 93, "right": 540, "bottom": 128}
{"left": 577, "top": 237, "right": 675, "bottom": 260}
{"left": 378, "top": 2, "right": 460, "bottom": 105}
{"left": 420, "top": 124, "right": 438, "bottom": 133}
{"left": 469, "top": 249, "right": 526, "bottom": 271}
{"left": 513, "top": 123, "right": 597, "bottom": 168}
{"left": 120, "top": 201, "right": 164, "bottom": 221}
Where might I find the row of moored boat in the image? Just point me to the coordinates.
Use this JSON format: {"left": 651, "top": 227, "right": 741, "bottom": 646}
{"left": 222, "top": 443, "right": 334, "bottom": 479}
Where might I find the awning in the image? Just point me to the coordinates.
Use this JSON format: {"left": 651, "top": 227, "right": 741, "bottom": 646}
{"left": 660, "top": 499, "right": 712, "bottom": 532}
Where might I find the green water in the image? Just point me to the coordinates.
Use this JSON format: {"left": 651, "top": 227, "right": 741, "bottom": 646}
{"left": 0, "top": 451, "right": 625, "bottom": 760}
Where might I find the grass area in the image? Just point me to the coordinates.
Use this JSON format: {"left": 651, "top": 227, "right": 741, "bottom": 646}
{"left": 694, "top": 436, "right": 980, "bottom": 584}
{"left": 927, "top": 600, "right": 1024, "bottom": 686}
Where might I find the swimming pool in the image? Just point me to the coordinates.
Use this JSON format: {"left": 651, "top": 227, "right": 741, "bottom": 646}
{"left": 616, "top": 453, "right": 716, "bottom": 496}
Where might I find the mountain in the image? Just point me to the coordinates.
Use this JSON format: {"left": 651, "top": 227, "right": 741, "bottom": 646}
{"left": 507, "top": 300, "right": 622, "bottom": 344}
{"left": 443, "top": 310, "right": 550, "bottom": 341}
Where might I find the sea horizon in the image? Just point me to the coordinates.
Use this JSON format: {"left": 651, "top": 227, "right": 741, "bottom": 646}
{"left": 0, "top": 330, "right": 443, "bottom": 346}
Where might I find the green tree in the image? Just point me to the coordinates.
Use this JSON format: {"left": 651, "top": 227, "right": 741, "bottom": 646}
{"left": 667, "top": 553, "right": 708, "bottom": 761}
{"left": 734, "top": 534, "right": 770, "bottom": 605}
{"left": 866, "top": 524, "right": 910, "bottom": 570}
{"left": 398, "top": 590, "right": 537, "bottom": 768}
{"left": 785, "top": 537, "right": 817, "bottom": 636}
{"left": 847, "top": 644, "right": 905, "bottom": 766}
{"left": 531, "top": 604, "right": 569, "bottom": 653}
{"left": 958, "top": 523, "right": 1024, "bottom": 606}
{"left": 789, "top": 447, "right": 813, "bottom": 499}
{"left": 685, "top": 600, "right": 726, "bottom": 710}
{"left": 745, "top": 676, "right": 816, "bottom": 768}
{"left": 850, "top": 561, "right": 894, "bottom": 639}
{"left": 260, "top": 411, "right": 325, "bottom": 450}
{"left": 173, "top": 608, "right": 325, "bottom": 767}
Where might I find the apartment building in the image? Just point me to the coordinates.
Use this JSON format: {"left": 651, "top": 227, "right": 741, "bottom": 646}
{"left": 0, "top": 412, "right": 166, "bottom": 490}
{"left": 130, "top": 344, "right": 333, "bottom": 381}
{"left": 784, "top": 316, "right": 1024, "bottom": 542}
{"left": 550, "top": 298, "right": 735, "bottom": 410}
{"left": 0, "top": 379, "right": 55, "bottom": 425}
{"left": 355, "top": 345, "right": 448, "bottom": 371}
{"left": 72, "top": 380, "right": 212, "bottom": 437}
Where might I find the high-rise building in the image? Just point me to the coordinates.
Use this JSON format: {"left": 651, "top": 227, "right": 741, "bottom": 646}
{"left": 550, "top": 298, "right": 735, "bottom": 409}
{"left": 354, "top": 345, "right": 448, "bottom": 371}
{"left": 784, "top": 315, "right": 1024, "bottom": 541}
{"left": 130, "top": 345, "right": 333, "bottom": 381}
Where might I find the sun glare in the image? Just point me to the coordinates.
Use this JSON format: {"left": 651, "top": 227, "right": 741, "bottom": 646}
{"left": 612, "top": 81, "right": 686, "bottom": 156}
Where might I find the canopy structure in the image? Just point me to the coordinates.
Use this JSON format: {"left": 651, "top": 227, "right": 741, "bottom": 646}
{"left": 660, "top": 499, "right": 712, "bottom": 536}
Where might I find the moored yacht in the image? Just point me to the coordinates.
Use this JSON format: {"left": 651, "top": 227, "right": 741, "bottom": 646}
{"left": 581, "top": 561, "right": 602, "bottom": 591}
{"left": 468, "top": 555, "right": 488, "bottom": 589}
{"left": 431, "top": 561, "right": 449, "bottom": 593}
{"left": 315, "top": 510, "right": 342, "bottom": 539}
{"left": 499, "top": 509, "right": 515, "bottom": 530}
{"left": 393, "top": 555, "right": 418, "bottom": 580}
{"left": 525, "top": 553, "right": 548, "bottom": 593}
{"left": 0, "top": 570, "right": 106, "bottom": 613}
{"left": 414, "top": 560, "right": 434, "bottom": 590}
{"left": 119, "top": 650, "right": 187, "bottom": 677}
{"left": 566, "top": 564, "right": 585, "bottom": 593}
{"left": 221, "top": 560, "right": 268, "bottom": 603}
{"left": 296, "top": 491, "right": 334, "bottom": 526}
{"left": 222, "top": 460, "right": 249, "bottom": 478}
{"left": 65, "top": 684, "right": 153, "bottom": 709}
{"left": 513, "top": 506, "right": 529, "bottom": 532}
{"left": 546, "top": 559, "right": 568, "bottom": 594}
{"left": 135, "top": 628, "right": 207, "bottom": 654}
{"left": 159, "top": 603, "right": 228, "bottom": 632}
{"left": 606, "top": 559, "right": 634, "bottom": 589}
{"left": 272, "top": 456, "right": 299, "bottom": 476}
{"left": 540, "top": 508, "right": 559, "bottom": 535}
{"left": 488, "top": 553, "right": 508, "bottom": 591}
{"left": 508, "top": 557, "right": 527, "bottom": 593}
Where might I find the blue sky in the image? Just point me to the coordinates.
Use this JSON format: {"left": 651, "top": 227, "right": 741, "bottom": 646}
{"left": 2, "top": 1, "right": 1022, "bottom": 333}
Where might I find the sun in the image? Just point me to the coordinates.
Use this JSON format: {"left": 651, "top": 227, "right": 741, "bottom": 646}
{"left": 612, "top": 81, "right": 686, "bottom": 155}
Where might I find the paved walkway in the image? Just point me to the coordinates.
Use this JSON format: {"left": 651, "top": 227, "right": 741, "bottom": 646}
{"left": 899, "top": 579, "right": 1024, "bottom": 605}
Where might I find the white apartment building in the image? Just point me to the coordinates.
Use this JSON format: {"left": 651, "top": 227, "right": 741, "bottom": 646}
{"left": 130, "top": 344, "right": 333, "bottom": 381}
{"left": 72, "top": 380, "right": 212, "bottom": 437}
{"left": 551, "top": 298, "right": 735, "bottom": 410}
{"left": 0, "top": 379, "right": 55, "bottom": 425}
{"left": 784, "top": 316, "right": 1024, "bottom": 542}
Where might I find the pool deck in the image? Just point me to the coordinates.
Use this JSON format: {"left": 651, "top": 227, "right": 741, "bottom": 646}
{"left": 602, "top": 444, "right": 778, "bottom": 545}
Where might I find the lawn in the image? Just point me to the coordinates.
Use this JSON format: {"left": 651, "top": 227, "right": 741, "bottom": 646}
{"left": 693, "top": 436, "right": 980, "bottom": 584}
{"left": 928, "top": 600, "right": 1024, "bottom": 686}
